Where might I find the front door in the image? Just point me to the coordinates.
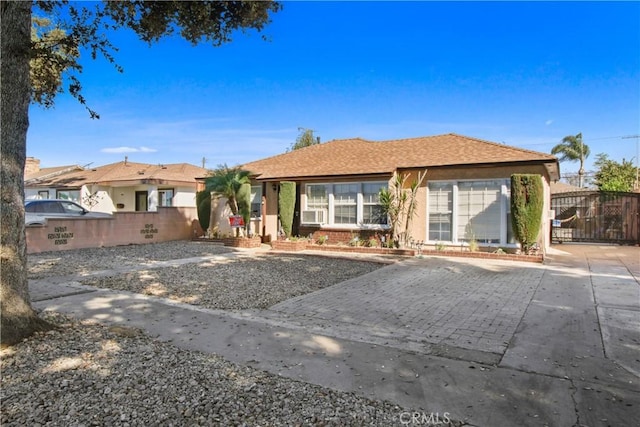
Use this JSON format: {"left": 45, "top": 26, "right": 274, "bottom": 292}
{"left": 135, "top": 191, "right": 148, "bottom": 211}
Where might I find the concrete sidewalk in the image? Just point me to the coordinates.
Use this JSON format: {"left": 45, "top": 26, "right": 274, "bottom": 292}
{"left": 31, "top": 245, "right": 639, "bottom": 426}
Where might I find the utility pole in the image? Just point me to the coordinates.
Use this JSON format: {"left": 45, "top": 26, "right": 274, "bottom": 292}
{"left": 579, "top": 133, "right": 584, "bottom": 188}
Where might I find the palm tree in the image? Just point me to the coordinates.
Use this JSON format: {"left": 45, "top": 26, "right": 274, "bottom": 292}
{"left": 552, "top": 133, "right": 590, "bottom": 187}
{"left": 205, "top": 164, "right": 251, "bottom": 236}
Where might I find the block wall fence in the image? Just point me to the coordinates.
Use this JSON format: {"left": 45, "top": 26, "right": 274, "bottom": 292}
{"left": 26, "top": 207, "right": 201, "bottom": 254}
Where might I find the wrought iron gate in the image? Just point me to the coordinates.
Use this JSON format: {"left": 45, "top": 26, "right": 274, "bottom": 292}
{"left": 551, "top": 191, "right": 640, "bottom": 244}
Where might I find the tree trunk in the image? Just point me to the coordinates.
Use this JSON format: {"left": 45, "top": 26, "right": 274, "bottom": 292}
{"left": 228, "top": 197, "right": 242, "bottom": 237}
{"left": 1, "top": 1, "right": 53, "bottom": 345}
{"left": 578, "top": 165, "right": 585, "bottom": 188}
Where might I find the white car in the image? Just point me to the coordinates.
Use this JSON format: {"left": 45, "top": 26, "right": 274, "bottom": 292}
{"left": 25, "top": 199, "right": 112, "bottom": 225}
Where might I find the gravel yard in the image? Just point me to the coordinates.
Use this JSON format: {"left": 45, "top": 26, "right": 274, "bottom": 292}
{"left": 28, "top": 241, "right": 235, "bottom": 279}
{"left": 29, "top": 241, "right": 385, "bottom": 310}
{"left": 81, "top": 253, "right": 383, "bottom": 309}
{"left": 6, "top": 242, "right": 455, "bottom": 426}
{"left": 1, "top": 313, "right": 417, "bottom": 426}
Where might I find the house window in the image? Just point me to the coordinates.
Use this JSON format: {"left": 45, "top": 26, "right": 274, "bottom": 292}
{"left": 428, "top": 182, "right": 453, "bottom": 241}
{"left": 362, "top": 182, "right": 387, "bottom": 225}
{"left": 56, "top": 189, "right": 80, "bottom": 202}
{"left": 333, "top": 184, "right": 358, "bottom": 224}
{"left": 38, "top": 190, "right": 49, "bottom": 199}
{"left": 306, "top": 184, "right": 329, "bottom": 211}
{"left": 457, "top": 181, "right": 502, "bottom": 243}
{"left": 250, "top": 186, "right": 262, "bottom": 218}
{"left": 159, "top": 189, "right": 174, "bottom": 207}
{"left": 303, "top": 182, "right": 388, "bottom": 227}
{"left": 428, "top": 180, "right": 511, "bottom": 244}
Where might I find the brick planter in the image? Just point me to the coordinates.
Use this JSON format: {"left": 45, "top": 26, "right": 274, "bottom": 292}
{"left": 418, "top": 249, "right": 543, "bottom": 263}
{"left": 269, "top": 240, "right": 541, "bottom": 262}
{"left": 270, "top": 240, "right": 309, "bottom": 251}
{"left": 307, "top": 244, "right": 416, "bottom": 257}
{"left": 203, "top": 236, "right": 262, "bottom": 248}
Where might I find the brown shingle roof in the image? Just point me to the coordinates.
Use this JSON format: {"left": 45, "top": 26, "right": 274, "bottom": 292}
{"left": 24, "top": 165, "right": 83, "bottom": 182}
{"left": 242, "top": 133, "right": 559, "bottom": 180}
{"left": 26, "top": 161, "right": 209, "bottom": 188}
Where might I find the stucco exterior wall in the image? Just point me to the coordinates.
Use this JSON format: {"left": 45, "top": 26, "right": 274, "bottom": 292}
{"left": 110, "top": 187, "right": 137, "bottom": 212}
{"left": 210, "top": 196, "right": 234, "bottom": 236}
{"left": 26, "top": 207, "right": 198, "bottom": 254}
{"left": 415, "top": 163, "right": 553, "bottom": 251}
{"left": 82, "top": 185, "right": 115, "bottom": 213}
{"left": 171, "top": 187, "right": 198, "bottom": 207}
{"left": 263, "top": 182, "right": 279, "bottom": 240}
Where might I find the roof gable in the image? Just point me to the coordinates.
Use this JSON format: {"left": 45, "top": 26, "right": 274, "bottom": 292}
{"left": 242, "top": 133, "right": 559, "bottom": 180}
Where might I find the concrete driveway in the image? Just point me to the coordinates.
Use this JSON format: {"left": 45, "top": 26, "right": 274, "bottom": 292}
{"left": 32, "top": 244, "right": 640, "bottom": 426}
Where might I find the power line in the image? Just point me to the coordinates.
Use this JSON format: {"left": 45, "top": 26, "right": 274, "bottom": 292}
{"left": 515, "top": 134, "right": 640, "bottom": 148}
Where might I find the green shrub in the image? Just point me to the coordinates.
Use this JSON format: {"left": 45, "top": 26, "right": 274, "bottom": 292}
{"left": 237, "top": 183, "right": 251, "bottom": 230}
{"left": 278, "top": 181, "right": 296, "bottom": 238}
{"left": 196, "top": 190, "right": 211, "bottom": 231}
{"left": 511, "top": 174, "right": 544, "bottom": 254}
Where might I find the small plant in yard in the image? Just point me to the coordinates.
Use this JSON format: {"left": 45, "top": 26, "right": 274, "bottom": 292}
{"left": 368, "top": 237, "right": 378, "bottom": 248}
{"left": 464, "top": 223, "right": 479, "bottom": 252}
{"left": 435, "top": 241, "right": 446, "bottom": 252}
{"left": 349, "top": 235, "right": 360, "bottom": 247}
{"left": 494, "top": 248, "right": 506, "bottom": 254}
{"left": 316, "top": 235, "right": 328, "bottom": 245}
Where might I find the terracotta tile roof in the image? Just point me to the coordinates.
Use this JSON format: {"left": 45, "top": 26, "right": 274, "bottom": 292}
{"left": 242, "top": 133, "right": 559, "bottom": 180}
{"left": 26, "top": 161, "right": 209, "bottom": 188}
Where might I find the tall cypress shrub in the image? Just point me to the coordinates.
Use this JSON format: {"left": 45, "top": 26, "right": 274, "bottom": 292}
{"left": 511, "top": 174, "right": 544, "bottom": 253}
{"left": 237, "top": 183, "right": 252, "bottom": 234}
{"left": 278, "top": 181, "right": 296, "bottom": 238}
{"left": 196, "top": 190, "right": 211, "bottom": 232}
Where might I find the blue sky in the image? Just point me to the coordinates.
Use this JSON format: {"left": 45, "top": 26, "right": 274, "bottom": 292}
{"left": 28, "top": 1, "right": 640, "bottom": 177}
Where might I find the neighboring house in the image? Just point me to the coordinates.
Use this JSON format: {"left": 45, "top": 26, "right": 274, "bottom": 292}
{"left": 239, "top": 133, "right": 560, "bottom": 251}
{"left": 23, "top": 158, "right": 85, "bottom": 200}
{"left": 550, "top": 181, "right": 588, "bottom": 194}
{"left": 25, "top": 157, "right": 209, "bottom": 213}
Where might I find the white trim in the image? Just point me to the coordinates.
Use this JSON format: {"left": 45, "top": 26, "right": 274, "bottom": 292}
{"left": 452, "top": 182, "right": 459, "bottom": 243}
{"left": 426, "top": 179, "right": 512, "bottom": 245}
{"left": 302, "top": 181, "right": 388, "bottom": 227}
{"left": 500, "top": 183, "right": 508, "bottom": 244}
